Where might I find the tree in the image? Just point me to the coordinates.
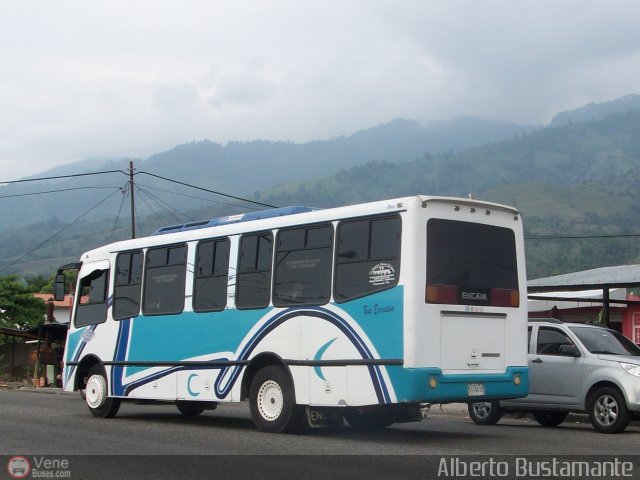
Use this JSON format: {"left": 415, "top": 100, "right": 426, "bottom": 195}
{"left": 0, "top": 275, "right": 46, "bottom": 331}
{"left": 24, "top": 275, "right": 50, "bottom": 293}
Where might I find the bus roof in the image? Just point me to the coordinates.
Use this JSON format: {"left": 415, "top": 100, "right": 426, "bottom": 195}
{"left": 78, "top": 195, "right": 520, "bottom": 261}
{"left": 152, "top": 206, "right": 318, "bottom": 236}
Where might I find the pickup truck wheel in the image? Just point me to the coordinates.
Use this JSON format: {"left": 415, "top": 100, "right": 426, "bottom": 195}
{"left": 588, "top": 387, "right": 630, "bottom": 434}
{"left": 467, "top": 400, "right": 502, "bottom": 425}
{"left": 533, "top": 411, "right": 568, "bottom": 427}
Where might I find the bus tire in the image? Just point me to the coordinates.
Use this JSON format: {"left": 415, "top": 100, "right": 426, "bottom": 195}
{"left": 176, "top": 401, "right": 205, "bottom": 417}
{"left": 344, "top": 408, "right": 393, "bottom": 430}
{"left": 249, "top": 365, "right": 302, "bottom": 433}
{"left": 85, "top": 365, "right": 121, "bottom": 419}
{"left": 588, "top": 386, "right": 630, "bottom": 434}
{"left": 467, "top": 401, "right": 502, "bottom": 425}
{"left": 533, "top": 411, "right": 568, "bottom": 427}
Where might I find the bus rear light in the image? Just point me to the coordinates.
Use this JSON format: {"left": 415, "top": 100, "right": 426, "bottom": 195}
{"left": 490, "top": 288, "right": 520, "bottom": 307}
{"left": 426, "top": 284, "right": 458, "bottom": 304}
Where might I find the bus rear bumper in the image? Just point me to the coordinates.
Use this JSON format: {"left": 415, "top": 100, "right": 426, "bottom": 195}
{"left": 390, "top": 366, "right": 529, "bottom": 404}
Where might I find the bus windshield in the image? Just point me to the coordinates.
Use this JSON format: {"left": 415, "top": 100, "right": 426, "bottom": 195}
{"left": 426, "top": 218, "right": 519, "bottom": 307}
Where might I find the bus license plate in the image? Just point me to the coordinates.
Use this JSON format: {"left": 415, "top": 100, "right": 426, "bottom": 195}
{"left": 467, "top": 383, "right": 485, "bottom": 396}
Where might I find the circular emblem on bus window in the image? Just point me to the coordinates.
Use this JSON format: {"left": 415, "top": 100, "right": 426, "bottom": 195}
{"left": 7, "top": 456, "right": 31, "bottom": 479}
{"left": 369, "top": 263, "right": 395, "bottom": 286}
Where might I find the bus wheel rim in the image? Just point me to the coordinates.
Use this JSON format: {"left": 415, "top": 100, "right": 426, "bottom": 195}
{"left": 85, "top": 374, "right": 106, "bottom": 409}
{"left": 257, "top": 380, "right": 284, "bottom": 421}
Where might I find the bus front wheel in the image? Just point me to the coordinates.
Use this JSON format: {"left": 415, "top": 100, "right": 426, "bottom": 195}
{"left": 85, "top": 365, "right": 121, "bottom": 418}
{"left": 249, "top": 365, "right": 302, "bottom": 433}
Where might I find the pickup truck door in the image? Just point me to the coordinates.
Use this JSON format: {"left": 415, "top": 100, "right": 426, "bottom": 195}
{"left": 525, "top": 326, "right": 583, "bottom": 406}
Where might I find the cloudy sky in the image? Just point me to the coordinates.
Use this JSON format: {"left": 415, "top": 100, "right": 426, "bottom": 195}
{"left": 1, "top": 0, "right": 639, "bottom": 180}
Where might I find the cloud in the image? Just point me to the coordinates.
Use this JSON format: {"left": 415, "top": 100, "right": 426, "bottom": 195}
{"left": 207, "top": 69, "right": 277, "bottom": 109}
{"left": 1, "top": 0, "right": 640, "bottom": 180}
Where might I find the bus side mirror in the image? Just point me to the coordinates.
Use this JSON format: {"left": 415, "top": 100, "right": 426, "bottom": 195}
{"left": 54, "top": 273, "right": 66, "bottom": 301}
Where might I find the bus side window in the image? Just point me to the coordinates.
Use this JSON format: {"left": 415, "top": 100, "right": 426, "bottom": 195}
{"left": 75, "top": 269, "right": 109, "bottom": 327}
{"left": 273, "top": 224, "right": 333, "bottom": 306}
{"left": 113, "top": 250, "right": 143, "bottom": 320}
{"left": 193, "top": 238, "right": 230, "bottom": 312}
{"left": 334, "top": 215, "right": 401, "bottom": 303}
{"left": 236, "top": 232, "right": 273, "bottom": 309}
{"left": 142, "top": 244, "right": 187, "bottom": 316}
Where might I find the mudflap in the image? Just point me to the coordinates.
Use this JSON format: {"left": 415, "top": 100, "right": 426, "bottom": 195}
{"left": 305, "top": 406, "right": 344, "bottom": 428}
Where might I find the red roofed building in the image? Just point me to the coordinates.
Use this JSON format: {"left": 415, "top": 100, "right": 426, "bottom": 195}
{"left": 32, "top": 294, "right": 85, "bottom": 325}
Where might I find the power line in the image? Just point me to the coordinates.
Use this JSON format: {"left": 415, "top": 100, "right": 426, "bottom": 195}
{"left": 526, "top": 233, "right": 640, "bottom": 240}
{"left": 135, "top": 182, "right": 262, "bottom": 212}
{"left": 0, "top": 189, "right": 122, "bottom": 274}
{"left": 0, "top": 185, "right": 121, "bottom": 199}
{"left": 1, "top": 168, "right": 275, "bottom": 211}
{"left": 135, "top": 185, "right": 196, "bottom": 222}
{"left": 106, "top": 186, "right": 129, "bottom": 243}
{"left": 0, "top": 169, "right": 127, "bottom": 185}
{"left": 136, "top": 171, "right": 278, "bottom": 209}
{"left": 135, "top": 186, "right": 179, "bottom": 225}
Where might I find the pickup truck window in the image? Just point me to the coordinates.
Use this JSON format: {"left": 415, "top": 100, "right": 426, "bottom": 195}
{"left": 569, "top": 326, "right": 640, "bottom": 356}
{"left": 536, "top": 327, "right": 575, "bottom": 356}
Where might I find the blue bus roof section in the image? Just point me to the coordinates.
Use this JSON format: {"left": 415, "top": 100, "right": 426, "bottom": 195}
{"left": 152, "top": 206, "right": 319, "bottom": 236}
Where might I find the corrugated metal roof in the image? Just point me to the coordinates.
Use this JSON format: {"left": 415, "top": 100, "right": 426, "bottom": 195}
{"left": 528, "top": 264, "right": 640, "bottom": 292}
{"left": 527, "top": 288, "right": 627, "bottom": 312}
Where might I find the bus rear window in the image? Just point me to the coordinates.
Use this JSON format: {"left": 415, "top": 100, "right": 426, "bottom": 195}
{"left": 426, "top": 219, "right": 519, "bottom": 307}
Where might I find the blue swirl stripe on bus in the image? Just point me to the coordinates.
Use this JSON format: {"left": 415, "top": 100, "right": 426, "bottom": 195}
{"left": 109, "top": 306, "right": 393, "bottom": 404}
{"left": 313, "top": 338, "right": 338, "bottom": 381}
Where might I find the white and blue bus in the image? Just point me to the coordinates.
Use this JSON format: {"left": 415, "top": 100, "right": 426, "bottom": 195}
{"left": 56, "top": 195, "right": 529, "bottom": 433}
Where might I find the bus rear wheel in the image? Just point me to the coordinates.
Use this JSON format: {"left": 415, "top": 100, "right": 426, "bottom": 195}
{"left": 85, "top": 365, "right": 121, "bottom": 418}
{"left": 249, "top": 365, "right": 302, "bottom": 433}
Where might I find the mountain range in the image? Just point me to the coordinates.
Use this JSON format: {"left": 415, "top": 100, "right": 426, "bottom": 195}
{"left": 2, "top": 94, "right": 640, "bottom": 280}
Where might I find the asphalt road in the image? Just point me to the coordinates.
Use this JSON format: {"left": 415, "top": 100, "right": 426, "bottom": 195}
{"left": 1, "top": 389, "right": 639, "bottom": 479}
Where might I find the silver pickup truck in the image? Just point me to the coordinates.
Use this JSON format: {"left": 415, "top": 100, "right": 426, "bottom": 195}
{"left": 468, "top": 319, "right": 640, "bottom": 434}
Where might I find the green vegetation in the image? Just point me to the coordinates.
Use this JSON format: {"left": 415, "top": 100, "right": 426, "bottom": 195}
{"left": 0, "top": 275, "right": 46, "bottom": 331}
{"left": 256, "top": 111, "right": 640, "bottom": 278}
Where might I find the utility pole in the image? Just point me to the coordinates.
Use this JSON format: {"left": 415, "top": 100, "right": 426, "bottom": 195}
{"left": 129, "top": 160, "right": 136, "bottom": 239}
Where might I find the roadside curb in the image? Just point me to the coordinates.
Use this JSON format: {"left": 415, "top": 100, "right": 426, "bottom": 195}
{"left": 0, "top": 385, "right": 72, "bottom": 395}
